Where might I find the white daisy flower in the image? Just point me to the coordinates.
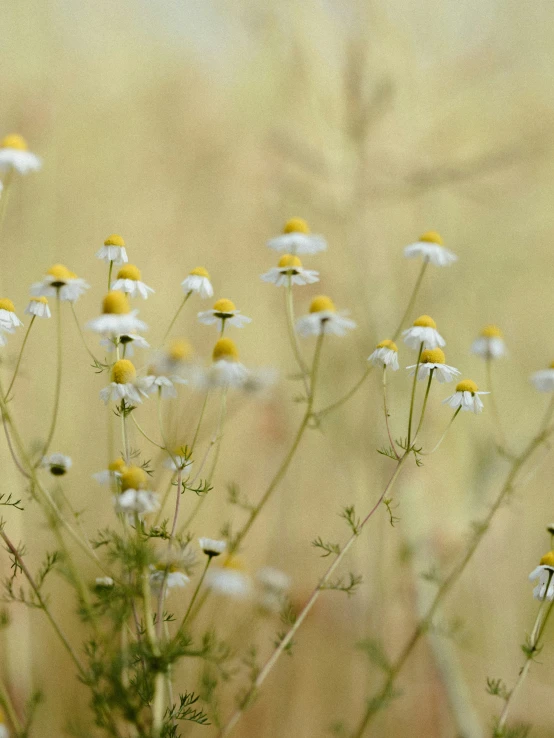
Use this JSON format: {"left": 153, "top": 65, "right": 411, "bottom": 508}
{"left": 150, "top": 567, "right": 190, "bottom": 591}
{"left": 100, "top": 334, "right": 150, "bottom": 358}
{"left": 25, "top": 296, "right": 51, "bottom": 319}
{"left": 0, "top": 299, "right": 22, "bottom": 333}
{"left": 256, "top": 566, "right": 291, "bottom": 613}
{"left": 529, "top": 551, "right": 554, "bottom": 601}
{"left": 471, "top": 325, "right": 507, "bottom": 360}
{"left": 87, "top": 291, "right": 147, "bottom": 338}
{"left": 368, "top": 340, "right": 400, "bottom": 370}
{"left": 163, "top": 452, "right": 192, "bottom": 472}
{"left": 443, "top": 379, "right": 490, "bottom": 414}
{"left": 41, "top": 453, "right": 72, "bottom": 476}
{"left": 100, "top": 359, "right": 144, "bottom": 405}
{"left": 138, "top": 373, "right": 187, "bottom": 399}
{"left": 96, "top": 234, "right": 128, "bottom": 265}
{"left": 153, "top": 338, "right": 194, "bottom": 376}
{"left": 261, "top": 253, "right": 319, "bottom": 287}
{"left": 114, "top": 466, "right": 158, "bottom": 517}
{"left": 530, "top": 362, "right": 554, "bottom": 392}
{"left": 403, "top": 231, "right": 457, "bottom": 267}
{"left": 199, "top": 538, "right": 227, "bottom": 557}
{"left": 111, "top": 264, "right": 154, "bottom": 299}
{"left": 267, "top": 217, "right": 327, "bottom": 255}
{"left": 95, "top": 577, "right": 114, "bottom": 588}
{"left": 206, "top": 559, "right": 251, "bottom": 599}
{"left": 181, "top": 266, "right": 214, "bottom": 299}
{"left": 402, "top": 315, "right": 445, "bottom": 350}
{"left": 295, "top": 295, "right": 356, "bottom": 338}
{"left": 30, "top": 264, "right": 90, "bottom": 303}
{"left": 0, "top": 134, "right": 41, "bottom": 174}
{"left": 93, "top": 457, "right": 127, "bottom": 485}
{"left": 199, "top": 338, "right": 249, "bottom": 389}
{"left": 407, "top": 348, "right": 461, "bottom": 383}
{"left": 198, "top": 298, "right": 251, "bottom": 330}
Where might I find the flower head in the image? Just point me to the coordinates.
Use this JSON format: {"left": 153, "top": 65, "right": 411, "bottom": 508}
{"left": 93, "top": 457, "right": 127, "bottom": 485}
{"left": 199, "top": 338, "right": 249, "bottom": 388}
{"left": 530, "top": 362, "right": 554, "bottom": 392}
{"left": 25, "top": 296, "right": 51, "bottom": 319}
{"left": 198, "top": 298, "right": 251, "bottom": 330}
{"left": 471, "top": 325, "right": 506, "bottom": 360}
{"left": 181, "top": 266, "right": 214, "bottom": 299}
{"left": 30, "top": 264, "right": 89, "bottom": 303}
{"left": 0, "top": 298, "right": 22, "bottom": 334}
{"left": 267, "top": 218, "right": 327, "bottom": 255}
{"left": 96, "top": 234, "right": 128, "bottom": 265}
{"left": 407, "top": 348, "right": 461, "bottom": 383}
{"left": 138, "top": 369, "right": 187, "bottom": 399}
{"left": 199, "top": 538, "right": 227, "bottom": 557}
{"left": 404, "top": 231, "right": 457, "bottom": 267}
{"left": 99, "top": 359, "right": 144, "bottom": 405}
{"left": 529, "top": 551, "right": 554, "bottom": 601}
{"left": 111, "top": 264, "right": 154, "bottom": 299}
{"left": 402, "top": 315, "right": 445, "bottom": 350}
{"left": 256, "top": 566, "right": 291, "bottom": 613}
{"left": 0, "top": 134, "right": 42, "bottom": 174}
{"left": 206, "top": 557, "right": 251, "bottom": 599}
{"left": 295, "top": 295, "right": 356, "bottom": 337}
{"left": 114, "top": 489, "right": 159, "bottom": 517}
{"left": 443, "top": 379, "right": 490, "bottom": 414}
{"left": 261, "top": 254, "right": 319, "bottom": 287}
{"left": 86, "top": 291, "right": 147, "bottom": 338}
{"left": 368, "top": 339, "right": 399, "bottom": 370}
{"left": 41, "top": 453, "right": 72, "bottom": 476}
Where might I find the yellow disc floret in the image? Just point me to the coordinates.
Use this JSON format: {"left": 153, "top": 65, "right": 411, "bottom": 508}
{"left": 377, "top": 339, "right": 397, "bottom": 352}
{"left": 168, "top": 338, "right": 193, "bottom": 361}
{"left": 0, "top": 299, "right": 15, "bottom": 313}
{"left": 30, "top": 296, "right": 48, "bottom": 304}
{"left": 190, "top": 266, "right": 210, "bottom": 278}
{"left": 419, "top": 231, "right": 443, "bottom": 246}
{"left": 481, "top": 325, "right": 502, "bottom": 338}
{"left": 102, "top": 291, "right": 130, "bottom": 315}
{"left": 213, "top": 298, "right": 236, "bottom": 314}
{"left": 413, "top": 315, "right": 437, "bottom": 329}
{"left": 223, "top": 555, "right": 246, "bottom": 571}
{"left": 278, "top": 254, "right": 302, "bottom": 269}
{"left": 456, "top": 379, "right": 478, "bottom": 394}
{"left": 117, "top": 264, "right": 141, "bottom": 281}
{"left": 421, "top": 348, "right": 445, "bottom": 364}
{"left": 111, "top": 359, "right": 136, "bottom": 384}
{"left": 120, "top": 465, "right": 148, "bottom": 491}
{"left": 540, "top": 551, "right": 554, "bottom": 567}
{"left": 1, "top": 134, "right": 28, "bottom": 151}
{"left": 108, "top": 457, "right": 127, "bottom": 473}
{"left": 309, "top": 295, "right": 335, "bottom": 313}
{"left": 213, "top": 337, "right": 239, "bottom": 362}
{"left": 283, "top": 217, "right": 310, "bottom": 234}
{"left": 104, "top": 234, "right": 125, "bottom": 247}
{"left": 47, "top": 264, "right": 72, "bottom": 282}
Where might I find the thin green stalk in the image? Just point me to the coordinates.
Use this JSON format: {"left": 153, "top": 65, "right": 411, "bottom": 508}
{"left": 411, "top": 369, "right": 434, "bottom": 445}
{"left": 131, "top": 413, "right": 165, "bottom": 450}
{"left": 284, "top": 278, "right": 309, "bottom": 394}
{"left": 161, "top": 292, "right": 191, "bottom": 344}
{"left": 107, "top": 260, "right": 114, "bottom": 292}
{"left": 5, "top": 315, "right": 35, "bottom": 400}
{"left": 406, "top": 343, "right": 424, "bottom": 448}
{"left": 0, "top": 676, "right": 22, "bottom": 735}
{"left": 70, "top": 304, "right": 102, "bottom": 364}
{"left": 392, "top": 259, "right": 429, "bottom": 342}
{"left": 422, "top": 407, "right": 461, "bottom": 455}
{"left": 191, "top": 392, "right": 209, "bottom": 451}
{"left": 382, "top": 367, "right": 399, "bottom": 459}
{"left": 38, "top": 295, "right": 62, "bottom": 462}
{"left": 177, "top": 556, "right": 212, "bottom": 634}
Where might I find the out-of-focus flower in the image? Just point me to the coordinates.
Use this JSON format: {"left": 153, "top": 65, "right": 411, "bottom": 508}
{"left": 295, "top": 296, "right": 356, "bottom": 337}
{"left": 267, "top": 218, "right": 326, "bottom": 255}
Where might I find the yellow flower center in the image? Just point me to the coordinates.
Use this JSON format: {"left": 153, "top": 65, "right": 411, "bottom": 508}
{"left": 278, "top": 254, "right": 302, "bottom": 269}
{"left": 104, "top": 234, "right": 125, "bottom": 247}
{"left": 1, "top": 134, "right": 28, "bottom": 151}
{"left": 190, "top": 266, "right": 210, "bottom": 278}
{"left": 0, "top": 298, "right": 15, "bottom": 313}
{"left": 117, "top": 264, "right": 141, "bottom": 281}
{"left": 108, "top": 457, "right": 127, "bottom": 473}
{"left": 283, "top": 217, "right": 310, "bottom": 234}
{"left": 168, "top": 338, "right": 193, "bottom": 361}
{"left": 47, "top": 264, "right": 72, "bottom": 282}
{"left": 481, "top": 325, "right": 502, "bottom": 338}
{"left": 377, "top": 339, "right": 397, "bottom": 351}
{"left": 213, "top": 337, "right": 239, "bottom": 362}
{"left": 120, "top": 465, "right": 148, "bottom": 491}
{"left": 540, "top": 551, "right": 554, "bottom": 567}
{"left": 413, "top": 315, "right": 437, "bottom": 329}
{"left": 30, "top": 296, "right": 48, "bottom": 304}
{"left": 550, "top": 361, "right": 554, "bottom": 370}
{"left": 421, "top": 348, "right": 445, "bottom": 364}
{"left": 102, "top": 291, "right": 130, "bottom": 315}
{"left": 111, "top": 359, "right": 136, "bottom": 384}
{"left": 213, "top": 298, "right": 236, "bottom": 314}
{"left": 309, "top": 295, "right": 335, "bottom": 313}
{"left": 419, "top": 231, "right": 443, "bottom": 246}
{"left": 223, "top": 555, "right": 246, "bottom": 571}
{"left": 456, "top": 379, "right": 478, "bottom": 393}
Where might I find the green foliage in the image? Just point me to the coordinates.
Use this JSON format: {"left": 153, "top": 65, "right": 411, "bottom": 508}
{"left": 312, "top": 536, "right": 341, "bottom": 557}
{"left": 356, "top": 638, "right": 392, "bottom": 674}
{"left": 341, "top": 505, "right": 361, "bottom": 535}
{"left": 486, "top": 677, "right": 510, "bottom": 699}
{"left": 0, "top": 492, "right": 24, "bottom": 510}
{"left": 320, "top": 572, "right": 362, "bottom": 596}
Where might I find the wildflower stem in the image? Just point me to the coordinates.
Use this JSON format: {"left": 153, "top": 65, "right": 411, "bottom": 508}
{"left": 121, "top": 401, "right": 130, "bottom": 464}
{"left": 38, "top": 295, "right": 62, "bottom": 462}
{"left": 382, "top": 367, "right": 399, "bottom": 458}
{"left": 162, "top": 292, "right": 191, "bottom": 344}
{"left": 218, "top": 453, "right": 409, "bottom": 737}
{"left": 0, "top": 676, "right": 22, "bottom": 735}
{"left": 411, "top": 369, "right": 434, "bottom": 446}
{"left": 107, "top": 260, "right": 114, "bottom": 292}
{"left": 131, "top": 413, "right": 165, "bottom": 450}
{"left": 422, "top": 407, "right": 461, "bottom": 455}
{"left": 407, "top": 343, "right": 424, "bottom": 449}
{"left": 392, "top": 259, "right": 429, "bottom": 342}
{"left": 5, "top": 315, "right": 35, "bottom": 399}
{"left": 191, "top": 391, "right": 209, "bottom": 451}
{"left": 156, "top": 471, "right": 183, "bottom": 640}
{"left": 0, "top": 526, "right": 86, "bottom": 677}
{"left": 70, "top": 304, "right": 101, "bottom": 364}
{"left": 284, "top": 278, "right": 310, "bottom": 395}
{"left": 178, "top": 556, "right": 212, "bottom": 633}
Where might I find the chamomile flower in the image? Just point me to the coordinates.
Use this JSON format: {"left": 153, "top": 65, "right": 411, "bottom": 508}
{"left": 261, "top": 254, "right": 319, "bottom": 287}
{"left": 100, "top": 334, "right": 150, "bottom": 357}
{"left": 529, "top": 551, "right": 554, "bottom": 601}
{"left": 0, "top": 134, "right": 41, "bottom": 174}
{"left": 267, "top": 217, "right": 327, "bottom": 255}
{"left": 93, "top": 457, "right": 127, "bottom": 485}
{"left": 202, "top": 338, "right": 249, "bottom": 389}
{"left": 402, "top": 315, "right": 445, "bottom": 350}
{"left": 295, "top": 295, "right": 356, "bottom": 337}
{"left": 198, "top": 298, "right": 251, "bottom": 330}
{"left": 111, "top": 264, "right": 154, "bottom": 299}
{"left": 41, "top": 453, "right": 72, "bottom": 476}
{"left": 403, "top": 231, "right": 457, "bottom": 267}
{"left": 150, "top": 566, "right": 190, "bottom": 592}
{"left": 114, "top": 466, "right": 159, "bottom": 517}
{"left": 256, "top": 567, "right": 291, "bottom": 613}
{"left": 206, "top": 557, "right": 251, "bottom": 599}
{"left": 86, "top": 291, "right": 147, "bottom": 338}
{"left": 199, "top": 538, "right": 227, "bottom": 557}
{"left": 154, "top": 338, "right": 194, "bottom": 376}
{"left": 25, "top": 296, "right": 51, "bottom": 319}
{"left": 138, "top": 371, "right": 187, "bottom": 399}
{"left": 443, "top": 379, "right": 490, "bottom": 414}
{"left": 471, "top": 325, "right": 507, "bottom": 360}
{"left": 96, "top": 234, "right": 128, "bottom": 265}
{"left": 181, "top": 266, "right": 214, "bottom": 299}
{"left": 407, "top": 348, "right": 461, "bottom": 383}
{"left": 95, "top": 577, "right": 115, "bottom": 588}
{"left": 100, "top": 359, "right": 144, "bottom": 405}
{"left": 163, "top": 450, "right": 192, "bottom": 472}
{"left": 30, "top": 264, "right": 90, "bottom": 303}
{"left": 0, "top": 299, "right": 22, "bottom": 333}
{"left": 368, "top": 340, "right": 399, "bottom": 370}
{"left": 530, "top": 362, "right": 554, "bottom": 392}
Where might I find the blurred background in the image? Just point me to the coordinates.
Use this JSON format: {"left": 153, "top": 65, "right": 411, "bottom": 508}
{"left": 2, "top": 0, "right": 554, "bottom": 735}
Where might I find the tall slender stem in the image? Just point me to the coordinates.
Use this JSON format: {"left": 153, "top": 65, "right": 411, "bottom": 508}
{"left": 70, "top": 304, "right": 100, "bottom": 364}
{"left": 5, "top": 316, "right": 35, "bottom": 400}
{"left": 407, "top": 343, "right": 424, "bottom": 448}
{"left": 382, "top": 367, "right": 399, "bottom": 459}
{"left": 392, "top": 260, "right": 429, "bottom": 342}
{"left": 107, "top": 260, "right": 114, "bottom": 292}
{"left": 38, "top": 295, "right": 62, "bottom": 462}
{"left": 411, "top": 369, "right": 434, "bottom": 445}
{"left": 161, "top": 292, "right": 191, "bottom": 344}
{"left": 0, "top": 676, "right": 22, "bottom": 735}
{"left": 284, "top": 279, "right": 309, "bottom": 395}
{"left": 177, "top": 556, "right": 212, "bottom": 634}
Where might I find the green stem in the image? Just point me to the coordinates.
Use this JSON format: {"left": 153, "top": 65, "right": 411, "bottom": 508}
{"left": 382, "top": 368, "right": 399, "bottom": 459}
{"left": 422, "top": 408, "right": 461, "bottom": 455}
{"left": 5, "top": 316, "right": 35, "bottom": 400}
{"left": 38, "top": 295, "right": 62, "bottom": 462}
{"left": 284, "top": 278, "right": 310, "bottom": 394}
{"left": 177, "top": 556, "right": 212, "bottom": 633}
{"left": 107, "top": 260, "right": 114, "bottom": 292}
{"left": 131, "top": 413, "right": 165, "bottom": 450}
{"left": 162, "top": 292, "right": 191, "bottom": 344}
{"left": 191, "top": 392, "right": 209, "bottom": 451}
{"left": 0, "top": 676, "right": 22, "bottom": 735}
{"left": 407, "top": 343, "right": 424, "bottom": 449}
{"left": 392, "top": 259, "right": 429, "bottom": 342}
{"left": 70, "top": 304, "right": 101, "bottom": 364}
{"left": 411, "top": 369, "right": 434, "bottom": 446}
